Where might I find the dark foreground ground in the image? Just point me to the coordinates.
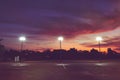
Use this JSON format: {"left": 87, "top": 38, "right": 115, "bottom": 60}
{"left": 0, "top": 60, "right": 120, "bottom": 80}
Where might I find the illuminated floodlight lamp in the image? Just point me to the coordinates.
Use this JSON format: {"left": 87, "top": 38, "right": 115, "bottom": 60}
{"left": 58, "top": 36, "right": 64, "bottom": 49}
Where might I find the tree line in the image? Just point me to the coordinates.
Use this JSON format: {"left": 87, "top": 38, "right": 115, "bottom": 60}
{"left": 0, "top": 44, "right": 120, "bottom": 62}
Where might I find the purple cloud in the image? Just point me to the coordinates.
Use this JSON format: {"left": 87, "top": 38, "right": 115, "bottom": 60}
{"left": 0, "top": 0, "right": 120, "bottom": 39}
{"left": 81, "top": 36, "right": 120, "bottom": 52}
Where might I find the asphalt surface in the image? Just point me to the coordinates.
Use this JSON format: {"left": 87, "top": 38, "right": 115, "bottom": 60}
{"left": 0, "top": 60, "right": 120, "bottom": 80}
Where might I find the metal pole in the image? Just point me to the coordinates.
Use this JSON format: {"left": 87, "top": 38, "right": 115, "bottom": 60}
{"left": 21, "top": 41, "right": 23, "bottom": 52}
{"left": 18, "top": 41, "right": 23, "bottom": 62}
{"left": 98, "top": 41, "right": 101, "bottom": 52}
{"left": 60, "top": 40, "right": 62, "bottom": 49}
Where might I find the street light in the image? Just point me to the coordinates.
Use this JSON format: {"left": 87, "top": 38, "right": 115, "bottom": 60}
{"left": 19, "top": 36, "right": 26, "bottom": 51}
{"left": 96, "top": 36, "right": 102, "bottom": 52}
{"left": 58, "top": 36, "right": 64, "bottom": 49}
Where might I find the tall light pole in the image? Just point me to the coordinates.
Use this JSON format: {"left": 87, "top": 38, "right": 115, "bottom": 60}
{"left": 96, "top": 36, "right": 102, "bottom": 52}
{"left": 19, "top": 36, "right": 26, "bottom": 52}
{"left": 58, "top": 36, "right": 64, "bottom": 49}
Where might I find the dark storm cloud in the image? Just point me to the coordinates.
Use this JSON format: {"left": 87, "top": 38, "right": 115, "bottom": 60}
{"left": 0, "top": 0, "right": 120, "bottom": 39}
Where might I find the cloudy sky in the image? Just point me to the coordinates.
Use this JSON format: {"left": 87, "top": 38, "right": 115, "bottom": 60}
{"left": 0, "top": 0, "right": 120, "bottom": 52}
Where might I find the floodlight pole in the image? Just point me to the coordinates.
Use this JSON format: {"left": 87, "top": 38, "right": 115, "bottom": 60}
{"left": 21, "top": 41, "right": 23, "bottom": 52}
{"left": 98, "top": 40, "right": 101, "bottom": 52}
{"left": 60, "top": 40, "right": 62, "bottom": 49}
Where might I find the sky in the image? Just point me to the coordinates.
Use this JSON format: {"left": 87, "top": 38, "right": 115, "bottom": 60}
{"left": 0, "top": 0, "right": 120, "bottom": 52}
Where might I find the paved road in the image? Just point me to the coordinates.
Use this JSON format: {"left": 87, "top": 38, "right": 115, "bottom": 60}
{"left": 0, "top": 60, "right": 120, "bottom": 80}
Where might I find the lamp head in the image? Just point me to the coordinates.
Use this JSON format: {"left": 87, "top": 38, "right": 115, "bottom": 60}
{"left": 58, "top": 36, "right": 64, "bottom": 41}
{"left": 96, "top": 36, "right": 102, "bottom": 41}
{"left": 19, "top": 36, "right": 26, "bottom": 42}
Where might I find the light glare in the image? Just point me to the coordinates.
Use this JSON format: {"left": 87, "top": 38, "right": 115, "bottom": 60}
{"left": 96, "top": 36, "right": 102, "bottom": 41}
{"left": 19, "top": 36, "right": 26, "bottom": 41}
{"left": 58, "top": 36, "right": 64, "bottom": 41}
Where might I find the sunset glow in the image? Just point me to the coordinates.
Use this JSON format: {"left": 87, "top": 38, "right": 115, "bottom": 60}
{"left": 0, "top": 0, "right": 120, "bottom": 52}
